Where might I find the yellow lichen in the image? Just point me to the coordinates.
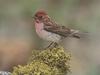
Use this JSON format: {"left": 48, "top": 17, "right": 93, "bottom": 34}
{"left": 12, "top": 46, "right": 71, "bottom": 75}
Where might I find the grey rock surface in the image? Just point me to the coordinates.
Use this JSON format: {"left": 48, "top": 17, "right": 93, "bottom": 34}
{"left": 0, "top": 71, "right": 11, "bottom": 75}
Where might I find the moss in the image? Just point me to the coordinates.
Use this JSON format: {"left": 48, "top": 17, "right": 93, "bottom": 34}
{"left": 12, "top": 46, "right": 71, "bottom": 75}
{"left": 12, "top": 61, "right": 52, "bottom": 75}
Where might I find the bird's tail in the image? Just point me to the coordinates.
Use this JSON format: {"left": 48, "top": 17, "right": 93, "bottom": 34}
{"left": 70, "top": 29, "right": 88, "bottom": 39}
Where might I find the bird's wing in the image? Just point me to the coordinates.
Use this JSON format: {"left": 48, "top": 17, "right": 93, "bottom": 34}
{"left": 43, "top": 21, "right": 72, "bottom": 37}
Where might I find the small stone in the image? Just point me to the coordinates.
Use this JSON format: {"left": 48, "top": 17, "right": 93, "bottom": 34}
{"left": 0, "top": 71, "right": 11, "bottom": 75}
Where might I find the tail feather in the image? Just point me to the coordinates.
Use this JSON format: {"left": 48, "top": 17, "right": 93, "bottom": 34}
{"left": 70, "top": 29, "right": 88, "bottom": 39}
{"left": 72, "top": 33, "right": 80, "bottom": 38}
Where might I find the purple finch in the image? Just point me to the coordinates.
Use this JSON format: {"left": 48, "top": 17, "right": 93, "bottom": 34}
{"left": 33, "top": 10, "right": 80, "bottom": 47}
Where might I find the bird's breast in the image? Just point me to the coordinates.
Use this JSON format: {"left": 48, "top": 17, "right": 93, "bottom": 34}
{"left": 35, "top": 23, "right": 61, "bottom": 42}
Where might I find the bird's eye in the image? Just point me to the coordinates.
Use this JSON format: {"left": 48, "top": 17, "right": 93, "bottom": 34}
{"left": 39, "top": 16, "right": 43, "bottom": 19}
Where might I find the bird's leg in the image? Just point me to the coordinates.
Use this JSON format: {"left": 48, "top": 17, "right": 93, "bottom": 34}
{"left": 48, "top": 42, "right": 59, "bottom": 49}
{"left": 53, "top": 42, "right": 59, "bottom": 48}
{"left": 45, "top": 42, "right": 54, "bottom": 49}
{"left": 45, "top": 42, "right": 59, "bottom": 50}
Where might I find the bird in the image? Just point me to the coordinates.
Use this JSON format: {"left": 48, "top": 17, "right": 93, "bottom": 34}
{"left": 33, "top": 10, "right": 81, "bottom": 48}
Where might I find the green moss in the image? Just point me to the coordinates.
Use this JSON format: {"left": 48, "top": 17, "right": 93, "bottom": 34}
{"left": 12, "top": 46, "right": 71, "bottom": 75}
{"left": 12, "top": 61, "right": 52, "bottom": 75}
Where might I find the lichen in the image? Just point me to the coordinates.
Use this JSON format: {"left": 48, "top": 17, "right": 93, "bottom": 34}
{"left": 12, "top": 46, "right": 71, "bottom": 75}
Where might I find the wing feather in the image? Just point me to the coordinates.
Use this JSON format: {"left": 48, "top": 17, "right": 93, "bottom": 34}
{"left": 43, "top": 21, "right": 71, "bottom": 37}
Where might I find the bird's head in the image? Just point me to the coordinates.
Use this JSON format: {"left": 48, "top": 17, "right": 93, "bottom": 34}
{"left": 33, "top": 10, "right": 49, "bottom": 23}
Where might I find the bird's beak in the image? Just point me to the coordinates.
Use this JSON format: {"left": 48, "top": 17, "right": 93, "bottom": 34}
{"left": 32, "top": 16, "right": 39, "bottom": 23}
{"left": 33, "top": 16, "right": 38, "bottom": 20}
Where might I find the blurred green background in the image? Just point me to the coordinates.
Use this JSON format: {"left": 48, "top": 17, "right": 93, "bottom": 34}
{"left": 0, "top": 0, "right": 100, "bottom": 75}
